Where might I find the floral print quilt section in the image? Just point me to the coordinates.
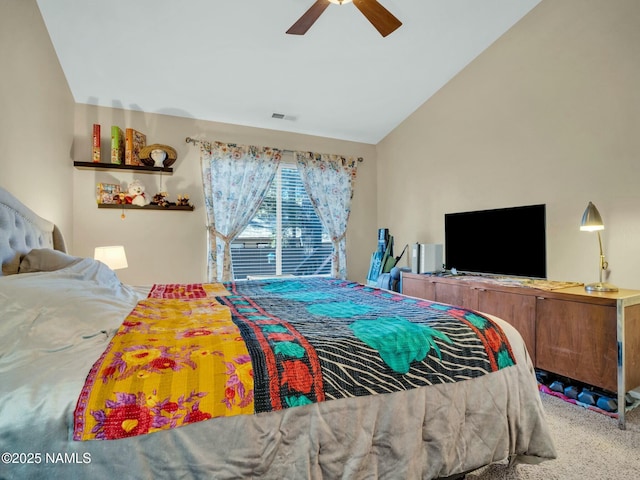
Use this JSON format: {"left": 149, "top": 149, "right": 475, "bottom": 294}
{"left": 74, "top": 297, "right": 252, "bottom": 441}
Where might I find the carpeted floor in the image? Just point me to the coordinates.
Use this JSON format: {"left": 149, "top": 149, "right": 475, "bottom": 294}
{"left": 466, "top": 392, "right": 640, "bottom": 479}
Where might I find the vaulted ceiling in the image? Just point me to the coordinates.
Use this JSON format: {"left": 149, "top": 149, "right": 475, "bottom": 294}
{"left": 37, "top": 0, "right": 540, "bottom": 144}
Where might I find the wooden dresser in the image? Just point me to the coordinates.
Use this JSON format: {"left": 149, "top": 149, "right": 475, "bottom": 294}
{"left": 402, "top": 272, "right": 640, "bottom": 428}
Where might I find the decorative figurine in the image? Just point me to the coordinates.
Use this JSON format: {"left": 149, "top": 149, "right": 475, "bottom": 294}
{"left": 125, "top": 180, "right": 150, "bottom": 207}
{"left": 139, "top": 144, "right": 178, "bottom": 168}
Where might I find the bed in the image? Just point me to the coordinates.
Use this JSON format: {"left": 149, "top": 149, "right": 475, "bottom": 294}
{"left": 0, "top": 185, "right": 556, "bottom": 480}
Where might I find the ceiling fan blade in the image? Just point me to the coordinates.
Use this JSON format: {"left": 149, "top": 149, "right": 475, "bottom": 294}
{"left": 352, "top": 0, "right": 402, "bottom": 37}
{"left": 286, "top": 0, "right": 331, "bottom": 35}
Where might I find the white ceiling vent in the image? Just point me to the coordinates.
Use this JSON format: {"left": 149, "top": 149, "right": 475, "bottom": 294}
{"left": 272, "top": 113, "right": 297, "bottom": 121}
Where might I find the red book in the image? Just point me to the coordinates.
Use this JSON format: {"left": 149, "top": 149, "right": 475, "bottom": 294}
{"left": 92, "top": 124, "right": 101, "bottom": 163}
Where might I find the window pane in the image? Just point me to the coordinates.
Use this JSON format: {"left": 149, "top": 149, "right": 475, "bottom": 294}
{"left": 232, "top": 165, "right": 331, "bottom": 280}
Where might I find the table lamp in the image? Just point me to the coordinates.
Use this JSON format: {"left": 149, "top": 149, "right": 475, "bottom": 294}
{"left": 94, "top": 245, "right": 128, "bottom": 270}
{"left": 579, "top": 202, "right": 617, "bottom": 292}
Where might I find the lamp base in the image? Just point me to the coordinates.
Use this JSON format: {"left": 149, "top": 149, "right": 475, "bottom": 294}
{"left": 585, "top": 282, "right": 619, "bottom": 293}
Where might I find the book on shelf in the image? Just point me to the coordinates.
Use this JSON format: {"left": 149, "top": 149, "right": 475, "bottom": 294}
{"left": 111, "top": 126, "right": 124, "bottom": 164}
{"left": 92, "top": 124, "right": 101, "bottom": 163}
{"left": 125, "top": 128, "right": 146, "bottom": 166}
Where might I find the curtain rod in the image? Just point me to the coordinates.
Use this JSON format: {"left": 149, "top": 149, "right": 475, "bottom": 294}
{"left": 185, "top": 137, "right": 363, "bottom": 162}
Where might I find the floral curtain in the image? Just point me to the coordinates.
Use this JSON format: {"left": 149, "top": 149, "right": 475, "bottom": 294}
{"left": 295, "top": 152, "right": 359, "bottom": 279}
{"left": 200, "top": 141, "right": 282, "bottom": 281}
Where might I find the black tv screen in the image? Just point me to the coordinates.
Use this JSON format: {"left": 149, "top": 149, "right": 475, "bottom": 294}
{"left": 444, "top": 204, "right": 547, "bottom": 278}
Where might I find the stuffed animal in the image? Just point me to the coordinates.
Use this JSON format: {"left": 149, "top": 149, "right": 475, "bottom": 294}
{"left": 151, "top": 191, "right": 175, "bottom": 208}
{"left": 176, "top": 194, "right": 192, "bottom": 207}
{"left": 125, "top": 180, "right": 150, "bottom": 207}
{"left": 151, "top": 191, "right": 168, "bottom": 207}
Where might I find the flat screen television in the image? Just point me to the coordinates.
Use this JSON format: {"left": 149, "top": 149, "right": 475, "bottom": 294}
{"left": 444, "top": 204, "right": 546, "bottom": 278}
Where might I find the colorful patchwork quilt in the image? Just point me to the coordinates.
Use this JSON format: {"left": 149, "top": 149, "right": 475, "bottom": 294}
{"left": 74, "top": 277, "right": 515, "bottom": 441}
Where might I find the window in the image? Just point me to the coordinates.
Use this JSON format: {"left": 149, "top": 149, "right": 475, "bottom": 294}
{"left": 231, "top": 164, "right": 332, "bottom": 279}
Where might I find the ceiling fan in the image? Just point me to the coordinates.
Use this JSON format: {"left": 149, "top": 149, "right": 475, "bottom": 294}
{"left": 286, "top": 0, "right": 402, "bottom": 37}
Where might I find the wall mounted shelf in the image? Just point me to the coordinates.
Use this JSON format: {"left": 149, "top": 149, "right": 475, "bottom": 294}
{"left": 98, "top": 203, "right": 193, "bottom": 211}
{"left": 74, "top": 161, "right": 173, "bottom": 174}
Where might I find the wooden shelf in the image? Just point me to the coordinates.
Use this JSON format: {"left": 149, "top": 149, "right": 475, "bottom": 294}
{"left": 98, "top": 203, "right": 193, "bottom": 211}
{"left": 74, "top": 161, "right": 173, "bottom": 174}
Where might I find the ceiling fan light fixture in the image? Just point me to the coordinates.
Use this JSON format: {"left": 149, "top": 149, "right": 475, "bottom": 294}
{"left": 328, "top": 0, "right": 353, "bottom": 4}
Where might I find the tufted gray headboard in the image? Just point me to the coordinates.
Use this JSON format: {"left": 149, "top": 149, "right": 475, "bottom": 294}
{"left": 0, "top": 185, "right": 67, "bottom": 276}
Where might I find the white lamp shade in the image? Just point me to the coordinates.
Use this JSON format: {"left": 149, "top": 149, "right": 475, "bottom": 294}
{"left": 94, "top": 246, "right": 128, "bottom": 270}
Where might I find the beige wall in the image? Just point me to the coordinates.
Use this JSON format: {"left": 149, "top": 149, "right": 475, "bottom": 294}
{"left": 0, "top": 0, "right": 75, "bottom": 239}
{"left": 377, "top": 0, "right": 640, "bottom": 289}
{"left": 72, "top": 106, "right": 377, "bottom": 285}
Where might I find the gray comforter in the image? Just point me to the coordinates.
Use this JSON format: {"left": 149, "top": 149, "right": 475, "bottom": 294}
{"left": 0, "top": 258, "right": 556, "bottom": 480}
